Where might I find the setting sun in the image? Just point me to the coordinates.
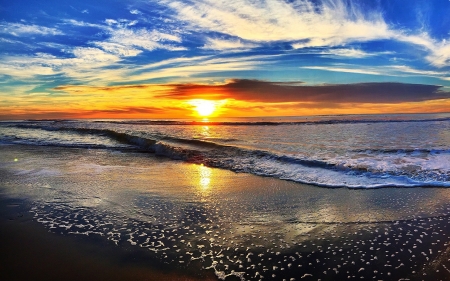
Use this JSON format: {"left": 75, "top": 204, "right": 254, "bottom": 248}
{"left": 189, "top": 99, "right": 217, "bottom": 117}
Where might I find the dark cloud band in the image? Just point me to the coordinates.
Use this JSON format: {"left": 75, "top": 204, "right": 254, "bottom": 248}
{"left": 162, "top": 79, "right": 450, "bottom": 104}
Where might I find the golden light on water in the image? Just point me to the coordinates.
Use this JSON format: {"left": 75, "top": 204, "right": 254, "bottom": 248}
{"left": 199, "top": 164, "right": 212, "bottom": 191}
{"left": 188, "top": 163, "right": 214, "bottom": 197}
{"left": 201, "top": 125, "right": 210, "bottom": 138}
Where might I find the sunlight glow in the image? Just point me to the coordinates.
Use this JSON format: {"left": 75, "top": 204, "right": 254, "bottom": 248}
{"left": 189, "top": 99, "right": 217, "bottom": 117}
{"left": 199, "top": 164, "right": 211, "bottom": 190}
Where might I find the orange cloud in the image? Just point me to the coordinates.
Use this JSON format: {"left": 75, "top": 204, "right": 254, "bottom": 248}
{"left": 1, "top": 80, "right": 449, "bottom": 120}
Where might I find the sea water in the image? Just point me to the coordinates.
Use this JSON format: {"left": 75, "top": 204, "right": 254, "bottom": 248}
{"left": 2, "top": 114, "right": 450, "bottom": 280}
{"left": 1, "top": 113, "right": 449, "bottom": 188}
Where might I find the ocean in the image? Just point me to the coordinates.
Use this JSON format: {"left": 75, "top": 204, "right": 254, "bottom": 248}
{"left": 2, "top": 113, "right": 450, "bottom": 280}
{"left": 1, "top": 113, "right": 449, "bottom": 188}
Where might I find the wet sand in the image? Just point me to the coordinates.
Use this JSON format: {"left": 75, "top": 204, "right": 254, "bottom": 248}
{"left": 1, "top": 145, "right": 450, "bottom": 280}
{"left": 0, "top": 196, "right": 216, "bottom": 281}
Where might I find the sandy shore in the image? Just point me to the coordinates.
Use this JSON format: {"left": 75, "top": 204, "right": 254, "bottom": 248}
{"left": 1, "top": 144, "right": 450, "bottom": 280}
{"left": 0, "top": 196, "right": 216, "bottom": 281}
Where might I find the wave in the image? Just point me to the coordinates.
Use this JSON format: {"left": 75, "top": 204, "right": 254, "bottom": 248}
{"left": 3, "top": 123, "right": 450, "bottom": 189}
{"left": 89, "top": 117, "right": 450, "bottom": 126}
{"left": 351, "top": 148, "right": 450, "bottom": 155}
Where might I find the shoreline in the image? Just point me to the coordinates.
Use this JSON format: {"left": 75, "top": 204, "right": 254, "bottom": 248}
{"left": 2, "top": 144, "right": 450, "bottom": 280}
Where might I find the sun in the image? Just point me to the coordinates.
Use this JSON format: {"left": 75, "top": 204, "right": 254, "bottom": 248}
{"left": 189, "top": 99, "right": 217, "bottom": 117}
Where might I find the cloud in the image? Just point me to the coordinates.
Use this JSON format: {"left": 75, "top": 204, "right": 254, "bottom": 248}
{"left": 70, "top": 47, "right": 119, "bottom": 63}
{"left": 106, "top": 28, "right": 185, "bottom": 52}
{"left": 394, "top": 32, "right": 450, "bottom": 67}
{"left": 301, "top": 65, "right": 383, "bottom": 76}
{"left": 314, "top": 48, "right": 394, "bottom": 59}
{"left": 92, "top": 42, "right": 142, "bottom": 57}
{"left": 0, "top": 83, "right": 191, "bottom": 120}
{"left": 130, "top": 9, "right": 141, "bottom": 15}
{"left": 201, "top": 38, "right": 259, "bottom": 51}
{"left": 64, "top": 18, "right": 186, "bottom": 54}
{"left": 3, "top": 80, "right": 449, "bottom": 120}
{"left": 0, "top": 106, "right": 168, "bottom": 120}
{"left": 160, "top": 79, "right": 450, "bottom": 104}
{"left": 160, "top": 0, "right": 450, "bottom": 66}
{"left": 162, "top": 0, "right": 391, "bottom": 44}
{"left": 325, "top": 48, "right": 372, "bottom": 58}
{"left": 126, "top": 54, "right": 277, "bottom": 83}
{"left": 389, "top": 65, "right": 447, "bottom": 77}
{"left": 301, "top": 63, "right": 450, "bottom": 81}
{"left": 0, "top": 47, "right": 121, "bottom": 82}
{"left": 0, "top": 47, "right": 276, "bottom": 85}
{"left": 425, "top": 42, "right": 450, "bottom": 68}
{"left": 0, "top": 22, "right": 63, "bottom": 36}
{"left": 63, "top": 19, "right": 107, "bottom": 29}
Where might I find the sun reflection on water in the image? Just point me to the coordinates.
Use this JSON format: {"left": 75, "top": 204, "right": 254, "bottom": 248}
{"left": 188, "top": 163, "right": 215, "bottom": 198}
{"left": 201, "top": 125, "right": 210, "bottom": 138}
{"left": 199, "top": 164, "right": 211, "bottom": 191}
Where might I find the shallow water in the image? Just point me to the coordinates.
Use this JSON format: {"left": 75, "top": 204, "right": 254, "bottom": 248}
{"left": 2, "top": 145, "right": 450, "bottom": 280}
{"left": 1, "top": 113, "right": 450, "bottom": 188}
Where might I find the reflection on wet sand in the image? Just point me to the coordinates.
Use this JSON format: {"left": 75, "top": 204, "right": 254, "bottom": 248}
{"left": 2, "top": 145, "right": 450, "bottom": 280}
{"left": 198, "top": 164, "right": 212, "bottom": 192}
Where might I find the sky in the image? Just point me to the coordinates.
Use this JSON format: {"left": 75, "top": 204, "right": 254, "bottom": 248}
{"left": 1, "top": 0, "right": 450, "bottom": 119}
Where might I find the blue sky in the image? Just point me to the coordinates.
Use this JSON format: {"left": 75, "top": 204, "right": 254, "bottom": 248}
{"left": 1, "top": 0, "right": 450, "bottom": 119}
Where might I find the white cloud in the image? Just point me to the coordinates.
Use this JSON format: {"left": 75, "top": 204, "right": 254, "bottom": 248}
{"left": 0, "top": 48, "right": 278, "bottom": 86}
{"left": 106, "top": 28, "right": 185, "bottom": 52}
{"left": 0, "top": 62, "right": 57, "bottom": 78}
{"left": 388, "top": 65, "right": 450, "bottom": 81}
{"left": 130, "top": 9, "right": 141, "bottom": 15}
{"left": 327, "top": 49, "right": 370, "bottom": 58}
{"left": 0, "top": 22, "right": 63, "bottom": 36}
{"left": 322, "top": 48, "right": 391, "bottom": 58}
{"left": 63, "top": 19, "right": 107, "bottom": 29}
{"left": 127, "top": 58, "right": 266, "bottom": 82}
{"left": 301, "top": 63, "right": 450, "bottom": 81}
{"left": 64, "top": 18, "right": 186, "bottom": 55}
{"left": 425, "top": 42, "right": 450, "bottom": 68}
{"left": 93, "top": 42, "right": 142, "bottom": 57}
{"left": 201, "top": 38, "right": 259, "bottom": 51}
{"left": 161, "top": 0, "right": 450, "bottom": 67}
{"left": 0, "top": 18, "right": 190, "bottom": 84}
{"left": 301, "top": 65, "right": 382, "bottom": 76}
{"left": 162, "top": 0, "right": 391, "bottom": 45}
{"left": 71, "top": 47, "right": 119, "bottom": 64}
{"left": 0, "top": 47, "right": 121, "bottom": 83}
{"left": 137, "top": 56, "right": 212, "bottom": 70}
{"left": 125, "top": 54, "right": 280, "bottom": 83}
{"left": 308, "top": 48, "right": 395, "bottom": 59}
{"left": 105, "top": 18, "right": 138, "bottom": 28}
{"left": 105, "top": 19, "right": 119, "bottom": 26}
{"left": 394, "top": 32, "right": 450, "bottom": 67}
{"left": 38, "top": 42, "right": 70, "bottom": 49}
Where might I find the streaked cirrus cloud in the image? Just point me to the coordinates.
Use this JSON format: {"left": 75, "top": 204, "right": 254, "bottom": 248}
{"left": 161, "top": 0, "right": 450, "bottom": 67}
{"left": 0, "top": 22, "right": 64, "bottom": 36}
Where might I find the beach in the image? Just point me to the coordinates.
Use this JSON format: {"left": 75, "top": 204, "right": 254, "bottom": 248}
{"left": 0, "top": 197, "right": 217, "bottom": 281}
{"left": 1, "top": 144, "right": 450, "bottom": 280}
{"left": 2, "top": 0, "right": 450, "bottom": 279}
